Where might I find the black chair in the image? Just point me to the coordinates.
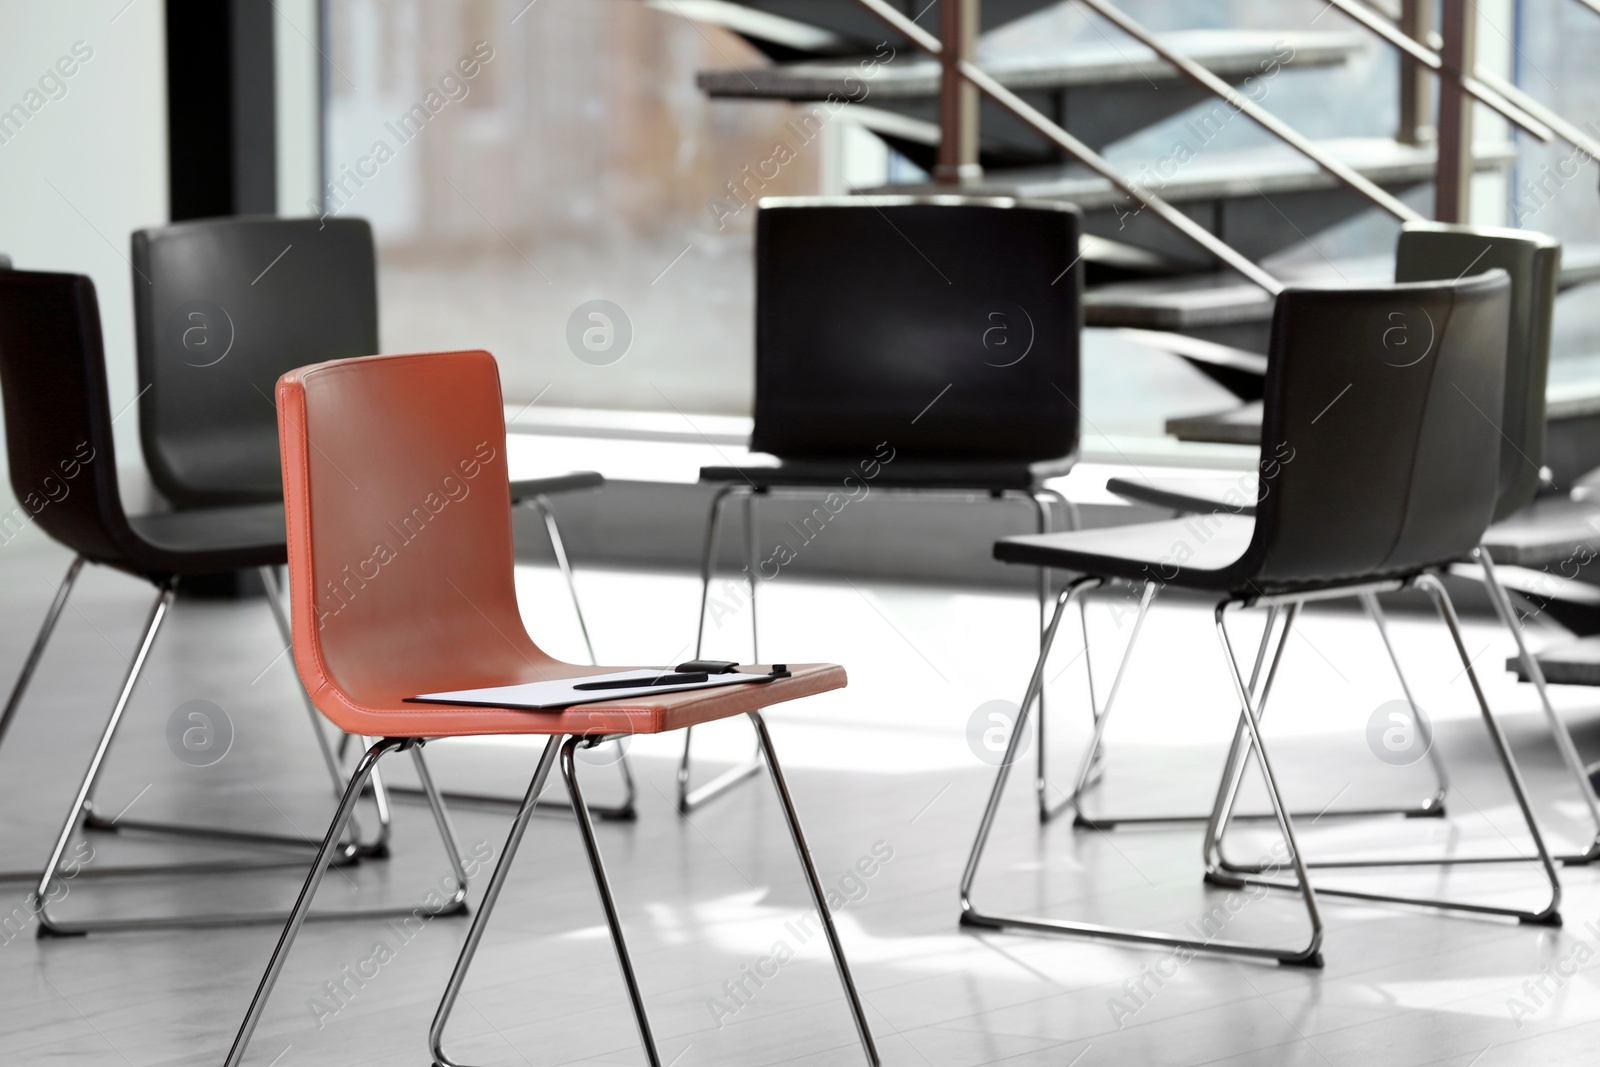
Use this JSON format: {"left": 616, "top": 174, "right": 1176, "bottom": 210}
{"left": 1106, "top": 223, "right": 1600, "bottom": 863}
{"left": 686, "top": 195, "right": 1084, "bottom": 811}
{"left": 0, "top": 269, "right": 467, "bottom": 934}
{"left": 130, "top": 215, "right": 625, "bottom": 818}
{"left": 965, "top": 270, "right": 1560, "bottom": 966}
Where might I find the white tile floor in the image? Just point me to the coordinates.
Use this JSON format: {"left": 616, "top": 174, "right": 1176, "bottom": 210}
{"left": 3, "top": 530, "right": 1600, "bottom": 1065}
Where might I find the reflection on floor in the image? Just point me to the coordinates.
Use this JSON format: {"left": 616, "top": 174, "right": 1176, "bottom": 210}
{"left": 3, "top": 531, "right": 1600, "bottom": 1066}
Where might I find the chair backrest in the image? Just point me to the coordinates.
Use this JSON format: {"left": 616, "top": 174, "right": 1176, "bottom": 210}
{"left": 1248, "top": 270, "right": 1511, "bottom": 587}
{"left": 1395, "top": 221, "right": 1559, "bottom": 520}
{"left": 0, "top": 270, "right": 130, "bottom": 563}
{"left": 751, "top": 196, "right": 1081, "bottom": 462}
{"left": 133, "top": 216, "right": 378, "bottom": 507}
{"left": 278, "top": 349, "right": 553, "bottom": 733}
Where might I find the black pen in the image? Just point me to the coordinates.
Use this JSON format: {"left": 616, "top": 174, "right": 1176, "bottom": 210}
{"left": 571, "top": 672, "right": 710, "bottom": 691}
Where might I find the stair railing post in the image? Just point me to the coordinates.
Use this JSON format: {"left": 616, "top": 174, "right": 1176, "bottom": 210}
{"left": 935, "top": 0, "right": 982, "bottom": 185}
{"left": 1398, "top": 0, "right": 1436, "bottom": 145}
{"left": 1436, "top": 0, "right": 1477, "bottom": 221}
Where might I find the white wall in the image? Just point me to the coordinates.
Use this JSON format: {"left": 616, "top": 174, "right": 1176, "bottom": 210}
{"left": 0, "top": 1, "right": 168, "bottom": 473}
{"left": 274, "top": 0, "right": 322, "bottom": 216}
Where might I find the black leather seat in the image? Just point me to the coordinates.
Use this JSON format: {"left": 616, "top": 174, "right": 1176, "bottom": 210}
{"left": 1109, "top": 224, "right": 1600, "bottom": 862}
{"left": 130, "top": 215, "right": 619, "bottom": 817}
{"left": 0, "top": 271, "right": 286, "bottom": 577}
{"left": 684, "top": 196, "right": 1085, "bottom": 812}
{"left": 0, "top": 270, "right": 466, "bottom": 934}
{"left": 964, "top": 270, "right": 1563, "bottom": 966}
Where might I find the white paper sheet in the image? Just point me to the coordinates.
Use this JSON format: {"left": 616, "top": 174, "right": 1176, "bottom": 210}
{"left": 406, "top": 668, "right": 779, "bottom": 710}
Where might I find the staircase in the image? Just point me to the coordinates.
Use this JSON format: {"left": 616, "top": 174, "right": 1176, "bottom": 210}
{"left": 671, "top": 0, "right": 1600, "bottom": 475}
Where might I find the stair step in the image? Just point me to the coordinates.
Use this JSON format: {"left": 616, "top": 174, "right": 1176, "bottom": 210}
{"left": 1162, "top": 372, "right": 1600, "bottom": 447}
{"left": 1086, "top": 237, "right": 1600, "bottom": 331}
{"left": 870, "top": 140, "right": 1513, "bottom": 262}
{"left": 689, "top": 0, "right": 1076, "bottom": 50}
{"left": 698, "top": 29, "right": 1360, "bottom": 98}
{"left": 872, "top": 138, "right": 1514, "bottom": 212}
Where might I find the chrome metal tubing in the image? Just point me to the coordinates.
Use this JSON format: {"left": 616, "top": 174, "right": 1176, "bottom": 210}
{"left": 680, "top": 484, "right": 761, "bottom": 813}
{"left": 1193, "top": 594, "right": 1446, "bottom": 849}
{"left": 1075, "top": 0, "right": 1424, "bottom": 221}
{"left": 34, "top": 583, "right": 177, "bottom": 927}
{"left": 851, "top": 0, "right": 1285, "bottom": 295}
{"left": 1477, "top": 546, "right": 1600, "bottom": 865}
{"left": 390, "top": 751, "right": 637, "bottom": 822}
{"left": 431, "top": 723, "right": 877, "bottom": 1067}
{"left": 40, "top": 733, "right": 468, "bottom": 936}
{"left": 0, "top": 567, "right": 360, "bottom": 886}
{"left": 961, "top": 581, "right": 1324, "bottom": 965}
{"left": 223, "top": 738, "right": 470, "bottom": 1067}
{"left": 530, "top": 494, "right": 597, "bottom": 664}
{"left": 1048, "top": 579, "right": 1158, "bottom": 823}
{"left": 67, "top": 568, "right": 389, "bottom": 858}
{"left": 1205, "top": 577, "right": 1562, "bottom": 925}
{"left": 1055, "top": 587, "right": 1447, "bottom": 828}
{"left": 0, "top": 555, "right": 84, "bottom": 750}
{"left": 749, "top": 710, "right": 880, "bottom": 1065}
{"left": 565, "top": 736, "right": 662, "bottom": 1065}
{"left": 260, "top": 564, "right": 389, "bottom": 856}
{"left": 430, "top": 736, "right": 563, "bottom": 1067}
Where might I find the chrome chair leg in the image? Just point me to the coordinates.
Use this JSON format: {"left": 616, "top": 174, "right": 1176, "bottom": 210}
{"left": 1026, "top": 491, "right": 1059, "bottom": 821}
{"left": 256, "top": 565, "right": 387, "bottom": 856}
{"left": 680, "top": 484, "right": 762, "bottom": 814}
{"left": 749, "top": 710, "right": 880, "bottom": 1065}
{"left": 30, "top": 584, "right": 186, "bottom": 921}
{"left": 960, "top": 580, "right": 1324, "bottom": 965}
{"left": 1200, "top": 593, "right": 1448, "bottom": 864}
{"left": 67, "top": 571, "right": 383, "bottom": 857}
{"left": 28, "top": 580, "right": 468, "bottom": 933}
{"left": 1356, "top": 590, "right": 1452, "bottom": 815}
{"left": 431, "top": 737, "right": 563, "bottom": 1067}
{"left": 431, "top": 725, "right": 877, "bottom": 1067}
{"left": 1064, "top": 588, "right": 1452, "bottom": 830}
{"left": 531, "top": 494, "right": 597, "bottom": 663}
{"left": 1478, "top": 546, "right": 1600, "bottom": 865}
{"left": 223, "top": 737, "right": 470, "bottom": 1067}
{"left": 0, "top": 555, "right": 84, "bottom": 750}
{"left": 41, "top": 735, "right": 467, "bottom": 935}
{"left": 0, "top": 574, "right": 344, "bottom": 885}
{"left": 564, "top": 736, "right": 662, "bottom": 1065}
{"left": 1207, "top": 577, "right": 1563, "bottom": 926}
{"left": 1056, "top": 580, "right": 1158, "bottom": 823}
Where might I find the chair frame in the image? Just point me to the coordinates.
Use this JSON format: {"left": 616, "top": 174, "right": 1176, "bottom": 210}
{"left": 12, "top": 561, "right": 464, "bottom": 935}
{"left": 223, "top": 716, "right": 879, "bottom": 1067}
{"left": 961, "top": 573, "right": 1562, "bottom": 967}
{"left": 1091, "top": 480, "right": 1600, "bottom": 864}
{"left": 683, "top": 481, "right": 1079, "bottom": 813}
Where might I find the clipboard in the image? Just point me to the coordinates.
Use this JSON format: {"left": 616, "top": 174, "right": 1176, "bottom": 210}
{"left": 406, "top": 664, "right": 788, "bottom": 711}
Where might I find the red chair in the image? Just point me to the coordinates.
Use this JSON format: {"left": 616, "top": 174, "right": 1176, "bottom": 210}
{"left": 223, "top": 349, "right": 877, "bottom": 1067}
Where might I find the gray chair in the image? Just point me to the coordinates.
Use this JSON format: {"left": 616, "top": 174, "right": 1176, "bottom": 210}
{"left": 1105, "top": 222, "right": 1600, "bottom": 864}
{"left": 687, "top": 196, "right": 1085, "bottom": 813}
{"left": 132, "top": 215, "right": 628, "bottom": 820}
{"left": 967, "top": 270, "right": 1559, "bottom": 968}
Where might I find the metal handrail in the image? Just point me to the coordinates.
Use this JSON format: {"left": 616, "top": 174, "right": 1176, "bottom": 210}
{"left": 851, "top": 0, "right": 1285, "bottom": 295}
{"left": 1329, "top": 0, "right": 1563, "bottom": 146}
{"left": 1073, "top": 0, "right": 1422, "bottom": 223}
